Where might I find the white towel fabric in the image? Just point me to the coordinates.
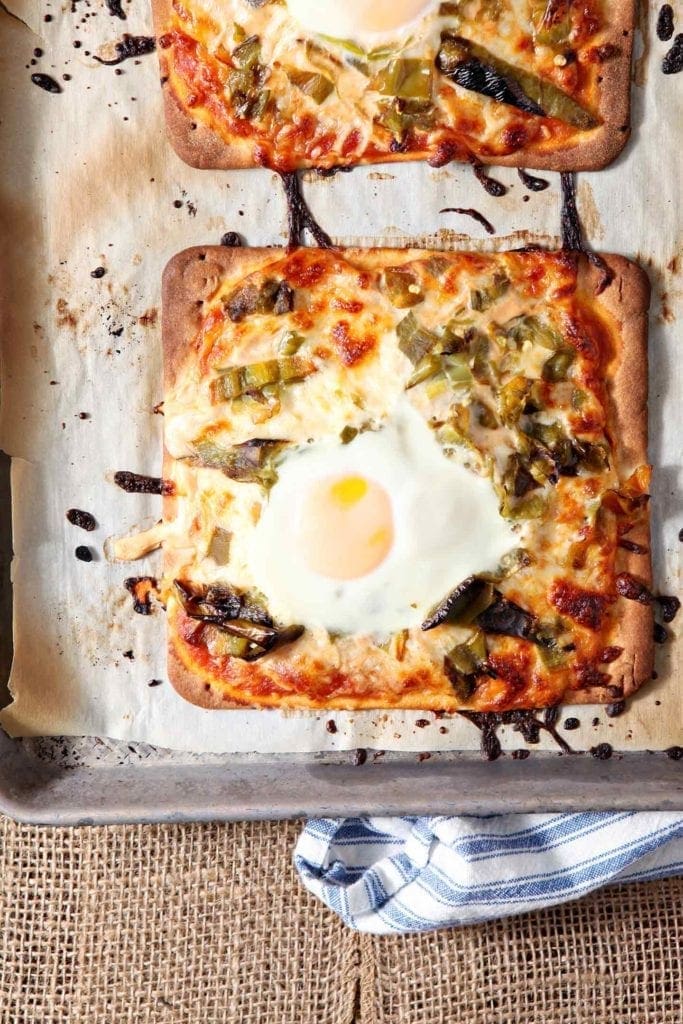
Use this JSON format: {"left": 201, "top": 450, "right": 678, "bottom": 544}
{"left": 294, "top": 812, "right": 683, "bottom": 934}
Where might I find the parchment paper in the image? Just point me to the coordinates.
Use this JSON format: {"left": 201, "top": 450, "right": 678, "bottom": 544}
{"left": 0, "top": 0, "right": 680, "bottom": 754}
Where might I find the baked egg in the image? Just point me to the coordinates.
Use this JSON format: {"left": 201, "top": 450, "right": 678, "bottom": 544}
{"left": 250, "top": 401, "right": 516, "bottom": 636}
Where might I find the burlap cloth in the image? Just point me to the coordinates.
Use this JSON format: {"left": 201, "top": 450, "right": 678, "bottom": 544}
{"left": 0, "top": 816, "right": 680, "bottom": 1023}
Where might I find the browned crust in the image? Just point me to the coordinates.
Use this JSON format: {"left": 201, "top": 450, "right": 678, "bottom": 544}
{"left": 567, "top": 255, "right": 653, "bottom": 703}
{"left": 161, "top": 246, "right": 287, "bottom": 391}
{"left": 151, "top": 0, "right": 635, "bottom": 172}
{"left": 162, "top": 246, "right": 652, "bottom": 710}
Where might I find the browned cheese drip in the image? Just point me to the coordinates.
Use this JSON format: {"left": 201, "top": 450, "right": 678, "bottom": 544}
{"left": 458, "top": 707, "right": 573, "bottom": 761}
{"left": 279, "top": 172, "right": 333, "bottom": 249}
{"left": 517, "top": 168, "right": 550, "bottom": 192}
{"left": 560, "top": 172, "right": 613, "bottom": 293}
{"left": 439, "top": 206, "right": 496, "bottom": 235}
{"left": 472, "top": 161, "right": 507, "bottom": 197}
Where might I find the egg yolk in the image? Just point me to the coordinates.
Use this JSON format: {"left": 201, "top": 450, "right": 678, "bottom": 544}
{"left": 299, "top": 474, "right": 394, "bottom": 580}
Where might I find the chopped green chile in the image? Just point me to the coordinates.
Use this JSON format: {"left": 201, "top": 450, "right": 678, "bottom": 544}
{"left": 232, "top": 35, "right": 261, "bottom": 69}
{"left": 210, "top": 355, "right": 315, "bottom": 403}
{"left": 406, "top": 353, "right": 441, "bottom": 388}
{"left": 383, "top": 267, "right": 424, "bottom": 308}
{"left": 285, "top": 68, "right": 334, "bottom": 103}
{"left": 224, "top": 278, "right": 293, "bottom": 322}
{"left": 498, "top": 375, "right": 531, "bottom": 425}
{"left": 447, "top": 629, "right": 487, "bottom": 675}
{"left": 501, "top": 491, "right": 547, "bottom": 520}
{"left": 443, "top": 659, "right": 476, "bottom": 702}
{"left": 531, "top": 0, "right": 572, "bottom": 45}
{"left": 437, "top": 33, "right": 598, "bottom": 129}
{"left": 468, "top": 332, "right": 491, "bottom": 383}
{"left": 423, "top": 255, "right": 452, "bottom": 279}
{"left": 498, "top": 547, "right": 533, "bottom": 577}
{"left": 542, "top": 348, "right": 574, "bottom": 382}
{"left": 474, "top": 401, "right": 498, "bottom": 429}
{"left": 207, "top": 527, "right": 232, "bottom": 565}
{"left": 469, "top": 273, "right": 509, "bottom": 312}
{"left": 436, "top": 405, "right": 471, "bottom": 448}
{"left": 443, "top": 630, "right": 487, "bottom": 701}
{"left": 205, "top": 627, "right": 251, "bottom": 659}
{"left": 397, "top": 312, "right": 439, "bottom": 364}
{"left": 442, "top": 353, "right": 473, "bottom": 386}
{"left": 422, "top": 576, "right": 495, "bottom": 631}
{"left": 502, "top": 452, "right": 540, "bottom": 499}
{"left": 373, "top": 58, "right": 433, "bottom": 100}
{"left": 375, "top": 96, "right": 436, "bottom": 138}
{"left": 278, "top": 330, "right": 305, "bottom": 356}
{"left": 499, "top": 315, "right": 562, "bottom": 350}
{"left": 190, "top": 438, "right": 285, "bottom": 486}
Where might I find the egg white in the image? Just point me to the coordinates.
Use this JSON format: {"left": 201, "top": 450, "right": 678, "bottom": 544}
{"left": 249, "top": 400, "right": 517, "bottom": 636}
{"left": 286, "top": 0, "right": 437, "bottom": 49}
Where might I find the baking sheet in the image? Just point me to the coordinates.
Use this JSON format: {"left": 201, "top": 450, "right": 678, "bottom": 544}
{"left": 0, "top": 0, "right": 680, "bottom": 755}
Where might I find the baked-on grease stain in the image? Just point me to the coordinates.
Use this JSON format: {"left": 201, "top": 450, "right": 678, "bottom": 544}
{"left": 458, "top": 707, "right": 572, "bottom": 761}
{"left": 439, "top": 207, "right": 496, "bottom": 235}
{"left": 662, "top": 34, "right": 683, "bottom": 74}
{"left": 31, "top": 73, "right": 62, "bottom": 94}
{"left": 560, "top": 172, "right": 613, "bottom": 292}
{"left": 657, "top": 5, "right": 675, "bottom": 42}
{"left": 93, "top": 34, "right": 156, "bottom": 67}
{"left": 90, "top": 266, "right": 106, "bottom": 279}
{"left": 66, "top": 508, "right": 96, "bottom": 531}
{"left": 653, "top": 622, "right": 668, "bottom": 644}
{"left": 655, "top": 594, "right": 681, "bottom": 623}
{"left": 105, "top": 0, "right": 127, "bottom": 19}
{"left": 220, "top": 232, "right": 243, "bottom": 247}
{"left": 114, "top": 471, "right": 172, "bottom": 495}
{"left": 279, "top": 171, "right": 333, "bottom": 249}
{"left": 517, "top": 168, "right": 550, "bottom": 192}
{"left": 590, "top": 742, "right": 613, "bottom": 760}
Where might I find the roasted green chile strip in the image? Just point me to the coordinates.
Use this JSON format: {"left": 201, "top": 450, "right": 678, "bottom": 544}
{"left": 437, "top": 33, "right": 598, "bottom": 129}
{"left": 190, "top": 438, "right": 285, "bottom": 485}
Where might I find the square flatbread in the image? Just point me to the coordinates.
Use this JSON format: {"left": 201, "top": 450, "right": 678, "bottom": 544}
{"left": 161, "top": 245, "right": 652, "bottom": 711}
{"left": 152, "top": 0, "right": 635, "bottom": 172}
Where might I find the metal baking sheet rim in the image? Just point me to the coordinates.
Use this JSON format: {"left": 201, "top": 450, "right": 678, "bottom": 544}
{"left": 0, "top": 12, "right": 681, "bottom": 824}
{"left": 1, "top": 729, "right": 682, "bottom": 824}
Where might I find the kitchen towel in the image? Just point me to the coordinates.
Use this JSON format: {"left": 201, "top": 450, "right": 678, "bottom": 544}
{"left": 294, "top": 812, "right": 683, "bottom": 934}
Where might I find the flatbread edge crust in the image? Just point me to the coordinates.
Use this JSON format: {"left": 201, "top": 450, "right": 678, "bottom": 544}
{"left": 161, "top": 246, "right": 652, "bottom": 710}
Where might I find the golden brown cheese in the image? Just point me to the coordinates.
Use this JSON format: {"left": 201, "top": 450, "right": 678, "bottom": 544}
{"left": 162, "top": 246, "right": 652, "bottom": 711}
{"left": 152, "top": 0, "right": 635, "bottom": 171}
